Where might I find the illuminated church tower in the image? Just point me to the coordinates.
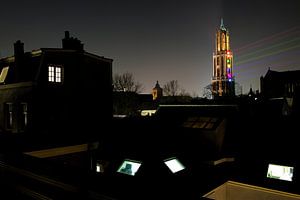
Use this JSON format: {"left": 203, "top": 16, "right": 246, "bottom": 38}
{"left": 152, "top": 81, "right": 163, "bottom": 101}
{"left": 212, "top": 19, "right": 235, "bottom": 98}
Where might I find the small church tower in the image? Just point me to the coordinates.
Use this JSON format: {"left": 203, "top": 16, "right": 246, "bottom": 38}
{"left": 212, "top": 18, "right": 235, "bottom": 98}
{"left": 152, "top": 81, "right": 163, "bottom": 100}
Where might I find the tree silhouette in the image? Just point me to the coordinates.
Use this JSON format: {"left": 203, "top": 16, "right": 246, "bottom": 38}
{"left": 163, "top": 80, "right": 180, "bottom": 96}
{"left": 203, "top": 84, "right": 213, "bottom": 99}
{"left": 113, "top": 72, "right": 143, "bottom": 93}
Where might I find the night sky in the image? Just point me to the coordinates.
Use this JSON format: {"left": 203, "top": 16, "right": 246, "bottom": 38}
{"left": 0, "top": 0, "right": 299, "bottom": 96}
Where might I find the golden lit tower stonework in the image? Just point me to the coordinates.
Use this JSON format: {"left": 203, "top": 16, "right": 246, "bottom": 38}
{"left": 212, "top": 19, "right": 235, "bottom": 98}
{"left": 152, "top": 80, "right": 163, "bottom": 100}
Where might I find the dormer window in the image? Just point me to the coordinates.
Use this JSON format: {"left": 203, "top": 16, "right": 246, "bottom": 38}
{"left": 48, "top": 65, "right": 63, "bottom": 83}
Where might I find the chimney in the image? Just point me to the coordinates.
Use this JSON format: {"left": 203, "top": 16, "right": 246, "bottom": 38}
{"left": 62, "top": 31, "right": 84, "bottom": 51}
{"left": 14, "top": 40, "right": 24, "bottom": 57}
{"left": 14, "top": 40, "right": 25, "bottom": 82}
{"left": 65, "top": 31, "right": 70, "bottom": 39}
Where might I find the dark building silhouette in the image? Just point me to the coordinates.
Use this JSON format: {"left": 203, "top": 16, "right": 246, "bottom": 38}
{"left": 113, "top": 91, "right": 140, "bottom": 116}
{"left": 113, "top": 91, "right": 158, "bottom": 117}
{"left": 212, "top": 19, "right": 235, "bottom": 98}
{"left": 0, "top": 31, "right": 112, "bottom": 138}
{"left": 260, "top": 69, "right": 300, "bottom": 99}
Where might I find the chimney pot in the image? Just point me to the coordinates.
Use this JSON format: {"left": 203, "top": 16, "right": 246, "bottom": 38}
{"left": 65, "top": 31, "right": 70, "bottom": 39}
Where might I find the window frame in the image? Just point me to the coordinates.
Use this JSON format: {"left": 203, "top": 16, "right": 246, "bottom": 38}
{"left": 48, "top": 64, "right": 64, "bottom": 84}
{"left": 4, "top": 103, "right": 13, "bottom": 130}
{"left": 20, "top": 102, "right": 28, "bottom": 130}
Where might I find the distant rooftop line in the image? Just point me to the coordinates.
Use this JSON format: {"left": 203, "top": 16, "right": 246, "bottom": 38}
{"left": 0, "top": 48, "right": 112, "bottom": 63}
{"left": 159, "top": 104, "right": 238, "bottom": 107}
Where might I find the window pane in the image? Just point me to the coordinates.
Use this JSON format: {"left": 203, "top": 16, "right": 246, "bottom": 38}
{"left": 55, "top": 67, "right": 61, "bottom": 82}
{"left": 48, "top": 66, "right": 55, "bottom": 82}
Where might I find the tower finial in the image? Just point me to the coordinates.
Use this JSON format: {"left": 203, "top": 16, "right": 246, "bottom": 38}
{"left": 155, "top": 80, "right": 160, "bottom": 88}
{"left": 220, "top": 18, "right": 226, "bottom": 31}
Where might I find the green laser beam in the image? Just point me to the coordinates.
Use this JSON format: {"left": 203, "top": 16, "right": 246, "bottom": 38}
{"left": 235, "top": 44, "right": 300, "bottom": 66}
{"left": 235, "top": 27, "right": 300, "bottom": 52}
{"left": 236, "top": 37, "right": 300, "bottom": 60}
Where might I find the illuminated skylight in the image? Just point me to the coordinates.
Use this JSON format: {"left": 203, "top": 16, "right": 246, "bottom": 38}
{"left": 117, "top": 159, "right": 142, "bottom": 176}
{"left": 267, "top": 164, "right": 293, "bottom": 181}
{"left": 164, "top": 157, "right": 185, "bottom": 173}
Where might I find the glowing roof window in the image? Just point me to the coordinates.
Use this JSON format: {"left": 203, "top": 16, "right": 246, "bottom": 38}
{"left": 164, "top": 157, "right": 185, "bottom": 173}
{"left": 117, "top": 159, "right": 142, "bottom": 176}
{"left": 141, "top": 110, "right": 157, "bottom": 117}
{"left": 267, "top": 164, "right": 294, "bottom": 181}
{"left": 0, "top": 67, "right": 9, "bottom": 83}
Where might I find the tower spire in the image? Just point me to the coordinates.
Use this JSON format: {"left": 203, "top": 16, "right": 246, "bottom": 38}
{"left": 212, "top": 18, "right": 235, "bottom": 98}
{"left": 220, "top": 18, "right": 226, "bottom": 31}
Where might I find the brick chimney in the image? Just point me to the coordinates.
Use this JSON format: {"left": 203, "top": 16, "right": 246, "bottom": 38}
{"left": 13, "top": 40, "right": 25, "bottom": 82}
{"left": 62, "top": 31, "right": 84, "bottom": 51}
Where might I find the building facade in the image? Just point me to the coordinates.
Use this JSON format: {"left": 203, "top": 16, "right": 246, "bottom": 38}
{"left": 0, "top": 31, "right": 112, "bottom": 139}
{"left": 260, "top": 69, "right": 300, "bottom": 99}
{"left": 212, "top": 19, "right": 235, "bottom": 98}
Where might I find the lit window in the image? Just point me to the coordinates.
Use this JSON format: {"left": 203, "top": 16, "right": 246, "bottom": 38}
{"left": 48, "top": 65, "right": 63, "bottom": 83}
{"left": 96, "top": 163, "right": 103, "bottom": 173}
{"left": 56, "top": 67, "right": 61, "bottom": 82}
{"left": 48, "top": 66, "right": 54, "bottom": 82}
